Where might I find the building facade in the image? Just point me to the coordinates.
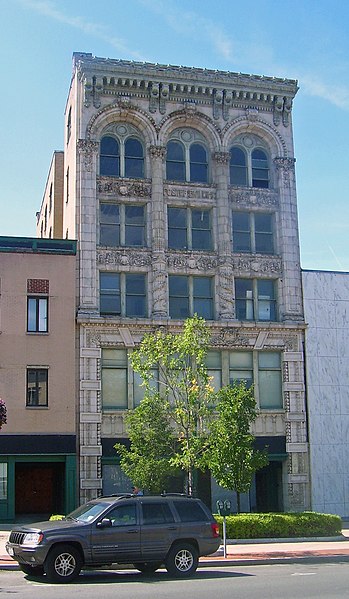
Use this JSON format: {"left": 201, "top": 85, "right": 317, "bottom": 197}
{"left": 303, "top": 270, "right": 349, "bottom": 518}
{"left": 0, "top": 237, "right": 77, "bottom": 521}
{"left": 38, "top": 53, "right": 309, "bottom": 512}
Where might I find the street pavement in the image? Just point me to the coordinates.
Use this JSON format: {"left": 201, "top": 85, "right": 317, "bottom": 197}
{"left": 1, "top": 526, "right": 349, "bottom": 570}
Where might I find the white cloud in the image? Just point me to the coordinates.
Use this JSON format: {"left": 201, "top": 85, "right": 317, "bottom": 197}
{"left": 17, "top": 0, "right": 145, "bottom": 60}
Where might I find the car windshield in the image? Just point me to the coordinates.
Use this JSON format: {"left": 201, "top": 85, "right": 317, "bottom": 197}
{"left": 65, "top": 501, "right": 111, "bottom": 523}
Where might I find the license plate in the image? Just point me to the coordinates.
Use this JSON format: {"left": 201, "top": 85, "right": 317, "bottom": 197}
{"left": 7, "top": 547, "right": 14, "bottom": 557}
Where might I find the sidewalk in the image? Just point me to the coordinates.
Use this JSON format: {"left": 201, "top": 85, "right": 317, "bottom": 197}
{"left": 2, "top": 528, "right": 349, "bottom": 570}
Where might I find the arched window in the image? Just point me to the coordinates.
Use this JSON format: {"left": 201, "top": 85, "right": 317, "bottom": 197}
{"left": 229, "top": 147, "right": 247, "bottom": 186}
{"left": 166, "top": 129, "right": 209, "bottom": 183}
{"left": 100, "top": 136, "right": 120, "bottom": 177}
{"left": 99, "top": 124, "right": 144, "bottom": 179}
{"left": 229, "top": 135, "right": 270, "bottom": 189}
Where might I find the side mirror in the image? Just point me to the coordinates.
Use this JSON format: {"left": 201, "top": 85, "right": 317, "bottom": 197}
{"left": 97, "top": 518, "right": 112, "bottom": 528}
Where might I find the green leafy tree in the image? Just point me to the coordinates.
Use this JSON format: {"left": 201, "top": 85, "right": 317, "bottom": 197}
{"left": 129, "top": 315, "right": 215, "bottom": 495}
{"left": 114, "top": 394, "right": 176, "bottom": 493}
{"left": 208, "top": 383, "right": 269, "bottom": 512}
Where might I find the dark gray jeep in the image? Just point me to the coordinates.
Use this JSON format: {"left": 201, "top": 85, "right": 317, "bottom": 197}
{"left": 6, "top": 494, "right": 221, "bottom": 582}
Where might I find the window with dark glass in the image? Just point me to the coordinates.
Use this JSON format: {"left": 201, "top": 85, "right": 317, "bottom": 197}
{"left": 233, "top": 212, "right": 274, "bottom": 254}
{"left": 169, "top": 275, "right": 213, "bottom": 319}
{"left": 100, "top": 135, "right": 144, "bottom": 178}
{"left": 235, "top": 278, "right": 277, "bottom": 321}
{"left": 107, "top": 503, "right": 137, "bottom": 526}
{"left": 67, "top": 107, "right": 71, "bottom": 143}
{"left": 100, "top": 272, "right": 146, "bottom": 317}
{"left": 230, "top": 147, "right": 247, "bottom": 186}
{"left": 27, "top": 297, "right": 48, "bottom": 332}
{"left": 26, "top": 369, "right": 48, "bottom": 407}
{"left": 168, "top": 207, "right": 212, "bottom": 250}
{"left": 230, "top": 144, "right": 270, "bottom": 189}
{"left": 166, "top": 136, "right": 208, "bottom": 183}
{"left": 100, "top": 204, "right": 145, "bottom": 247}
{"left": 142, "top": 502, "right": 175, "bottom": 524}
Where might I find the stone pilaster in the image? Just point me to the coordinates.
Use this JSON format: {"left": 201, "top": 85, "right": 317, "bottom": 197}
{"left": 213, "top": 151, "right": 234, "bottom": 319}
{"left": 149, "top": 145, "right": 168, "bottom": 318}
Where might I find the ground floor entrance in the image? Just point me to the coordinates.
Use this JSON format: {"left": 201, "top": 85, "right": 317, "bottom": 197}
{"left": 15, "top": 462, "right": 65, "bottom": 516}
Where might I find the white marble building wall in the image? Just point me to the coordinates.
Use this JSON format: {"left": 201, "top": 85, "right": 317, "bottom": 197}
{"left": 302, "top": 270, "right": 349, "bottom": 517}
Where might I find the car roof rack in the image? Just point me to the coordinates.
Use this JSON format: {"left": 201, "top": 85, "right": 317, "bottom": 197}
{"left": 160, "top": 492, "right": 191, "bottom": 497}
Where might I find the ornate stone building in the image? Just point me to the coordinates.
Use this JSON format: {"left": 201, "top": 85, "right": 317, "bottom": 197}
{"left": 39, "top": 52, "right": 309, "bottom": 511}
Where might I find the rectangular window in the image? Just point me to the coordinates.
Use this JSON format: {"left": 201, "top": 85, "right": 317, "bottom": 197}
{"left": 235, "top": 278, "right": 277, "bottom": 321}
{"left": 205, "top": 351, "right": 222, "bottom": 392}
{"left": 102, "top": 349, "right": 128, "bottom": 410}
{"left": 168, "top": 207, "right": 212, "bottom": 250}
{"left": 229, "top": 351, "right": 253, "bottom": 388}
{"left": 100, "top": 272, "right": 147, "bottom": 317}
{"left": 233, "top": 212, "right": 274, "bottom": 254}
{"left": 0, "top": 463, "right": 7, "bottom": 500}
{"left": 26, "top": 369, "right": 48, "bottom": 407}
{"left": 133, "top": 369, "right": 158, "bottom": 407}
{"left": 100, "top": 203, "right": 145, "bottom": 247}
{"left": 169, "top": 275, "right": 214, "bottom": 320}
{"left": 258, "top": 352, "right": 282, "bottom": 409}
{"left": 27, "top": 297, "right": 48, "bottom": 332}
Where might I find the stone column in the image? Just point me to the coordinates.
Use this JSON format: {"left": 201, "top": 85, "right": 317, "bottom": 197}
{"left": 148, "top": 145, "right": 168, "bottom": 318}
{"left": 274, "top": 157, "right": 303, "bottom": 323}
{"left": 213, "top": 151, "right": 234, "bottom": 320}
{"left": 77, "top": 139, "right": 100, "bottom": 314}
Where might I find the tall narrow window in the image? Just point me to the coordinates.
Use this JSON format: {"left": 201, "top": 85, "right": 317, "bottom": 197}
{"left": 100, "top": 136, "right": 120, "bottom": 177}
{"left": 66, "top": 167, "right": 69, "bottom": 203}
{"left": 26, "top": 369, "right": 48, "bottom": 407}
{"left": 230, "top": 147, "right": 247, "bottom": 186}
{"left": 229, "top": 351, "right": 253, "bottom": 388}
{"left": 125, "top": 138, "right": 144, "bottom": 178}
{"left": 166, "top": 141, "right": 185, "bottom": 181}
{"left": 189, "top": 143, "right": 208, "bottom": 183}
{"left": 27, "top": 297, "right": 48, "bottom": 332}
{"left": 67, "top": 107, "right": 72, "bottom": 143}
{"left": 102, "top": 349, "right": 128, "bottom": 410}
{"left": 258, "top": 352, "right": 282, "bottom": 409}
{"left": 0, "top": 463, "right": 7, "bottom": 500}
{"left": 252, "top": 149, "right": 269, "bottom": 188}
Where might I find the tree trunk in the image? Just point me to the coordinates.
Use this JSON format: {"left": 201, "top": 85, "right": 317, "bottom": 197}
{"left": 237, "top": 492, "right": 241, "bottom": 513}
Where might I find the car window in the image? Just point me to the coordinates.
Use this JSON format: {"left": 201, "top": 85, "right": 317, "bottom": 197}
{"left": 106, "top": 504, "right": 137, "bottom": 526}
{"left": 141, "top": 502, "right": 175, "bottom": 524}
{"left": 173, "top": 500, "right": 209, "bottom": 522}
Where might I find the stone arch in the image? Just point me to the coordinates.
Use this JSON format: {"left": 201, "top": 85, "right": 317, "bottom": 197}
{"left": 86, "top": 100, "right": 158, "bottom": 146}
{"left": 222, "top": 115, "right": 288, "bottom": 158}
{"left": 158, "top": 108, "right": 222, "bottom": 152}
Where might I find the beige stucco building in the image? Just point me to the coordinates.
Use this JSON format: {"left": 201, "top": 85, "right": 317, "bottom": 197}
{"left": 35, "top": 53, "right": 309, "bottom": 512}
{"left": 0, "top": 237, "right": 77, "bottom": 521}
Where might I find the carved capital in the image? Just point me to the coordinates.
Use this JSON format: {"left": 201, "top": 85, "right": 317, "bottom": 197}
{"left": 77, "top": 139, "right": 99, "bottom": 172}
{"left": 213, "top": 151, "right": 230, "bottom": 165}
{"left": 274, "top": 157, "right": 296, "bottom": 188}
{"left": 148, "top": 145, "right": 167, "bottom": 160}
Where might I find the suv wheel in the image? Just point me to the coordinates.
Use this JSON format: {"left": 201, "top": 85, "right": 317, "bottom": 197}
{"left": 44, "top": 544, "right": 82, "bottom": 583}
{"left": 166, "top": 543, "right": 198, "bottom": 577}
{"left": 133, "top": 561, "right": 162, "bottom": 574}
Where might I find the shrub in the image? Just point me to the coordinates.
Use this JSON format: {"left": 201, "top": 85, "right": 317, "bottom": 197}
{"left": 214, "top": 512, "right": 342, "bottom": 539}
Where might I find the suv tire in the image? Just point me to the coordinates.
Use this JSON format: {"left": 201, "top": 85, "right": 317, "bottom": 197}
{"left": 44, "top": 544, "right": 82, "bottom": 583}
{"left": 165, "top": 543, "right": 198, "bottom": 577}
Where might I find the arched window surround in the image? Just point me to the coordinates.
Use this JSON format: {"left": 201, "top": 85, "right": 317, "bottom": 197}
{"left": 99, "top": 123, "right": 145, "bottom": 179}
{"left": 166, "top": 128, "right": 209, "bottom": 184}
{"left": 229, "top": 134, "right": 271, "bottom": 189}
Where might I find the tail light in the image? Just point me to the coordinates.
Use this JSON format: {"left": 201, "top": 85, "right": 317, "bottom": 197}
{"left": 211, "top": 522, "right": 220, "bottom": 538}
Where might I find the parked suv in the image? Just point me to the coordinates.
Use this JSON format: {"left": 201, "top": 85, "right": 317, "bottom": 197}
{"left": 6, "top": 494, "right": 221, "bottom": 582}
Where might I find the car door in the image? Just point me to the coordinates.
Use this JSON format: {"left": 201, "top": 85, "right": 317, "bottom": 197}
{"left": 90, "top": 502, "right": 141, "bottom": 563}
{"left": 140, "top": 500, "right": 179, "bottom": 559}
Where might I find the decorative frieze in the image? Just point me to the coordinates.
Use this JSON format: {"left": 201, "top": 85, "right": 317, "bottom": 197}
{"left": 231, "top": 255, "right": 282, "bottom": 274}
{"left": 97, "top": 176, "right": 151, "bottom": 198}
{"left": 164, "top": 185, "right": 216, "bottom": 201}
{"left": 210, "top": 329, "right": 250, "bottom": 348}
{"left": 166, "top": 252, "right": 223, "bottom": 271}
{"left": 97, "top": 249, "right": 152, "bottom": 267}
{"left": 229, "top": 187, "right": 279, "bottom": 208}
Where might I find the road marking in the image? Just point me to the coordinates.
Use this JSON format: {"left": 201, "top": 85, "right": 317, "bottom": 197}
{"left": 291, "top": 572, "right": 316, "bottom": 576}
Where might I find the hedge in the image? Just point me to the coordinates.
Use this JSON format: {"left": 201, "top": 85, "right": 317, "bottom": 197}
{"left": 214, "top": 512, "right": 342, "bottom": 539}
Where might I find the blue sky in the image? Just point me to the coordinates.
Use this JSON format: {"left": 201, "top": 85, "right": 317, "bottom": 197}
{"left": 1, "top": 0, "right": 349, "bottom": 270}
